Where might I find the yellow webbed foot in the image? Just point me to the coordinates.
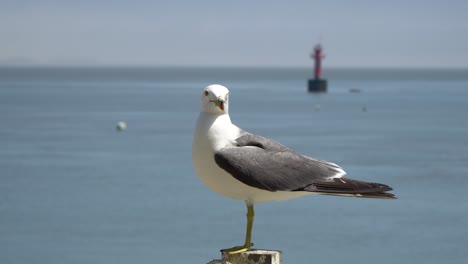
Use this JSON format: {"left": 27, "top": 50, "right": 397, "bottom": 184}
{"left": 220, "top": 243, "right": 254, "bottom": 254}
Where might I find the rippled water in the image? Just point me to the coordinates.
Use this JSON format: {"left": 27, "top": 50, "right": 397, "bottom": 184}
{"left": 1, "top": 67, "right": 467, "bottom": 264}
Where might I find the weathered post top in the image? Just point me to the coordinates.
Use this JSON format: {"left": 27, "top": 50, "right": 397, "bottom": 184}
{"left": 208, "top": 249, "right": 282, "bottom": 264}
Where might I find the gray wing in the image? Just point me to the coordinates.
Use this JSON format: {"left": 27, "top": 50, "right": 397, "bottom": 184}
{"left": 215, "top": 133, "right": 394, "bottom": 197}
{"left": 215, "top": 133, "right": 345, "bottom": 191}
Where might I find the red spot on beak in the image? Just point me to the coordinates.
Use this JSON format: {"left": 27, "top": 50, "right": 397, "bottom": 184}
{"left": 220, "top": 102, "right": 224, "bottom": 111}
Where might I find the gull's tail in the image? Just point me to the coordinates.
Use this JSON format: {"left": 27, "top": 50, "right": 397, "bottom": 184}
{"left": 301, "top": 177, "right": 396, "bottom": 199}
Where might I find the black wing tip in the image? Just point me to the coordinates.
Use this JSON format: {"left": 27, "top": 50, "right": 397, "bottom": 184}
{"left": 355, "top": 192, "right": 397, "bottom": 199}
{"left": 353, "top": 182, "right": 397, "bottom": 199}
{"left": 300, "top": 177, "right": 397, "bottom": 199}
{"left": 315, "top": 191, "right": 397, "bottom": 199}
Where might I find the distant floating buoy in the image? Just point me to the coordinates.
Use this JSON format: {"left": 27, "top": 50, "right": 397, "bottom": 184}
{"left": 349, "top": 88, "right": 362, "bottom": 93}
{"left": 116, "top": 121, "right": 127, "bottom": 131}
{"left": 308, "top": 43, "right": 328, "bottom": 93}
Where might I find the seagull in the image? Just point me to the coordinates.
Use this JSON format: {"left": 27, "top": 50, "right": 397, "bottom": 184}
{"left": 192, "top": 84, "right": 395, "bottom": 254}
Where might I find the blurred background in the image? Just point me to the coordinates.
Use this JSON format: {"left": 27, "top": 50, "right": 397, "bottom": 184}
{"left": 2, "top": 0, "right": 468, "bottom": 68}
{"left": 1, "top": 1, "right": 468, "bottom": 264}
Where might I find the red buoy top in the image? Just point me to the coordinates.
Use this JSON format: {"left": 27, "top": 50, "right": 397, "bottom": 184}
{"left": 310, "top": 44, "right": 325, "bottom": 79}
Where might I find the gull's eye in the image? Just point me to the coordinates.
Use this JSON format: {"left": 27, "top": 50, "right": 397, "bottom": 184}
{"left": 204, "top": 91, "right": 209, "bottom": 96}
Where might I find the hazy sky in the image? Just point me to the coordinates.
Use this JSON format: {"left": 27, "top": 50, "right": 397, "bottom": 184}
{"left": 1, "top": 0, "right": 467, "bottom": 68}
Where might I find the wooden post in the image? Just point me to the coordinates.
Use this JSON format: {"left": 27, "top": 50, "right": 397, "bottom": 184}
{"left": 209, "top": 249, "right": 282, "bottom": 264}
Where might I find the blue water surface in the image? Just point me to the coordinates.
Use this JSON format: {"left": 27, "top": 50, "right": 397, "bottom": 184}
{"left": 1, "top": 67, "right": 467, "bottom": 264}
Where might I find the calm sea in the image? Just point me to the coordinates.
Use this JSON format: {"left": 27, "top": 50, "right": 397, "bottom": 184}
{"left": 1, "top": 67, "right": 467, "bottom": 264}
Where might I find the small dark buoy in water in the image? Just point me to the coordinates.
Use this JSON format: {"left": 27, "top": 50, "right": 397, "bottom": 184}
{"left": 349, "top": 88, "right": 362, "bottom": 93}
{"left": 116, "top": 121, "right": 127, "bottom": 131}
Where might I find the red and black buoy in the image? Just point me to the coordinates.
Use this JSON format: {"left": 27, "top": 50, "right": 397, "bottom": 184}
{"left": 308, "top": 44, "right": 328, "bottom": 93}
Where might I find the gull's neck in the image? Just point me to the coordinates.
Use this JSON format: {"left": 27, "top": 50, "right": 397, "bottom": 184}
{"left": 195, "top": 112, "right": 240, "bottom": 151}
{"left": 199, "top": 112, "right": 232, "bottom": 124}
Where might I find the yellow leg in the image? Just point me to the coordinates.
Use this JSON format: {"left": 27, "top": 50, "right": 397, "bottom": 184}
{"left": 221, "top": 203, "right": 255, "bottom": 254}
